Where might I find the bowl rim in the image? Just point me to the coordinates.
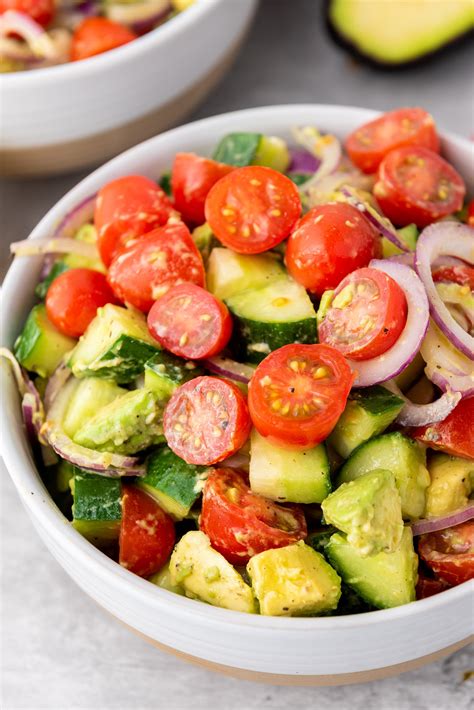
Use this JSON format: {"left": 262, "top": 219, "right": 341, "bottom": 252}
{"left": 1, "top": 102, "right": 473, "bottom": 632}
{"left": 0, "top": 0, "right": 226, "bottom": 85}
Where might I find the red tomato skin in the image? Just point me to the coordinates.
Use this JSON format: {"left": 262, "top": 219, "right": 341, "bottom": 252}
{"left": 163, "top": 377, "right": 251, "bottom": 465}
{"left": 94, "top": 175, "right": 175, "bottom": 266}
{"left": 45, "top": 268, "right": 118, "bottom": 338}
{"left": 468, "top": 199, "right": 474, "bottom": 227}
{"left": 119, "top": 485, "right": 175, "bottom": 578}
{"left": 248, "top": 343, "right": 354, "bottom": 449}
{"left": 0, "top": 0, "right": 54, "bottom": 26}
{"left": 171, "top": 153, "right": 234, "bottom": 226}
{"left": 409, "top": 398, "right": 474, "bottom": 460}
{"left": 200, "top": 468, "right": 307, "bottom": 565}
{"left": 346, "top": 108, "right": 439, "bottom": 174}
{"left": 205, "top": 165, "right": 302, "bottom": 254}
{"left": 374, "top": 146, "right": 466, "bottom": 228}
{"left": 107, "top": 222, "right": 205, "bottom": 313}
{"left": 432, "top": 265, "right": 474, "bottom": 290}
{"left": 147, "top": 283, "right": 232, "bottom": 359}
{"left": 70, "top": 17, "right": 137, "bottom": 62}
{"left": 318, "top": 267, "right": 408, "bottom": 360}
{"left": 418, "top": 521, "right": 474, "bottom": 586}
{"left": 416, "top": 574, "right": 450, "bottom": 600}
{"left": 285, "top": 203, "right": 381, "bottom": 296}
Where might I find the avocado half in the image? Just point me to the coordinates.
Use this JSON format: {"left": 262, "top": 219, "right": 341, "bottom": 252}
{"left": 326, "top": 0, "right": 474, "bottom": 68}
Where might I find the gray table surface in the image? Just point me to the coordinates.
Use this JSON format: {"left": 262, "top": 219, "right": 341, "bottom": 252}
{"left": 1, "top": 1, "right": 473, "bottom": 707}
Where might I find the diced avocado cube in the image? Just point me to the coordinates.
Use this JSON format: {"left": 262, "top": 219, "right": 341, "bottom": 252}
{"left": 69, "top": 304, "right": 160, "bottom": 383}
{"left": 148, "top": 562, "right": 185, "bottom": 595}
{"left": 73, "top": 389, "right": 164, "bottom": 455}
{"left": 63, "top": 378, "right": 126, "bottom": 437}
{"left": 72, "top": 470, "right": 122, "bottom": 547}
{"left": 252, "top": 136, "right": 290, "bottom": 173}
{"left": 338, "top": 432, "right": 430, "bottom": 520}
{"left": 169, "top": 531, "right": 257, "bottom": 613}
{"left": 249, "top": 429, "right": 331, "bottom": 504}
{"left": 192, "top": 223, "right": 215, "bottom": 263}
{"left": 322, "top": 469, "right": 404, "bottom": 557}
{"left": 63, "top": 224, "right": 105, "bottom": 273}
{"left": 382, "top": 224, "right": 418, "bottom": 258}
{"left": 144, "top": 352, "right": 203, "bottom": 400}
{"left": 247, "top": 541, "right": 341, "bottom": 616}
{"left": 326, "top": 528, "right": 418, "bottom": 609}
{"left": 206, "top": 247, "right": 284, "bottom": 302}
{"left": 329, "top": 386, "right": 405, "bottom": 459}
{"left": 425, "top": 454, "right": 474, "bottom": 518}
{"left": 14, "top": 304, "right": 76, "bottom": 378}
{"left": 316, "top": 289, "right": 334, "bottom": 329}
{"left": 139, "top": 446, "right": 210, "bottom": 520}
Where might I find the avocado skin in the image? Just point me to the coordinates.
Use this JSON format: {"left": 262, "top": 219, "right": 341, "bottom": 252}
{"left": 325, "top": 0, "right": 474, "bottom": 69}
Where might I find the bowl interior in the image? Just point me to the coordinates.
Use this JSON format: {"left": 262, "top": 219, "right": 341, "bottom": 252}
{"left": 1, "top": 104, "right": 473, "bottom": 632}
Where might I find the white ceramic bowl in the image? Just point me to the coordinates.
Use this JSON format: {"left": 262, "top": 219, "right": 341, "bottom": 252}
{"left": 0, "top": 0, "right": 257, "bottom": 177}
{"left": 1, "top": 105, "right": 473, "bottom": 686}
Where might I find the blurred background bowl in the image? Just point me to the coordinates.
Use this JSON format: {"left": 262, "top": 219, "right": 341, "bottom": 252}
{"left": 0, "top": 0, "right": 257, "bottom": 178}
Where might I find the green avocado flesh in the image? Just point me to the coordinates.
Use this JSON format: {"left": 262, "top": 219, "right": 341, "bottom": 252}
{"left": 328, "top": 0, "right": 474, "bottom": 66}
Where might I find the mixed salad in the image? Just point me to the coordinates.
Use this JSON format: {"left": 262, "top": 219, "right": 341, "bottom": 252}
{"left": 3, "top": 107, "right": 473, "bottom": 617}
{"left": 0, "top": 0, "right": 191, "bottom": 71}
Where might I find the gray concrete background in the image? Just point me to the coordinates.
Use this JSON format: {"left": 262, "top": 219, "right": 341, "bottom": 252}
{"left": 1, "top": 1, "right": 473, "bottom": 707}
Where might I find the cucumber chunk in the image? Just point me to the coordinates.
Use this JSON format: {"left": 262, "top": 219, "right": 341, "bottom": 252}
{"left": 169, "top": 531, "right": 257, "bottom": 613}
{"left": 338, "top": 432, "right": 430, "bottom": 520}
{"left": 71, "top": 470, "right": 122, "bottom": 547}
{"left": 206, "top": 247, "right": 284, "bottom": 302}
{"left": 329, "top": 385, "right": 404, "bottom": 459}
{"left": 322, "top": 469, "right": 403, "bottom": 556}
{"left": 247, "top": 541, "right": 341, "bottom": 616}
{"left": 144, "top": 352, "right": 203, "bottom": 400}
{"left": 425, "top": 454, "right": 474, "bottom": 518}
{"left": 69, "top": 304, "right": 159, "bottom": 383}
{"left": 139, "top": 446, "right": 210, "bottom": 520}
{"left": 14, "top": 304, "right": 76, "bottom": 378}
{"left": 326, "top": 528, "right": 417, "bottom": 609}
{"left": 249, "top": 429, "right": 331, "bottom": 504}
{"left": 227, "top": 277, "right": 317, "bottom": 363}
{"left": 63, "top": 378, "right": 126, "bottom": 437}
{"left": 73, "top": 389, "right": 164, "bottom": 455}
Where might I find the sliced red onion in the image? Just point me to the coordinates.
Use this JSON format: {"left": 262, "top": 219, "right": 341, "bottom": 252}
{"left": 203, "top": 356, "right": 255, "bottom": 384}
{"left": 42, "top": 378, "right": 144, "bottom": 477}
{"left": 341, "top": 186, "right": 409, "bottom": 252}
{"left": 348, "top": 260, "right": 429, "bottom": 387}
{"left": 411, "top": 504, "right": 474, "bottom": 537}
{"left": 288, "top": 148, "right": 320, "bottom": 175}
{"left": 384, "top": 379, "right": 461, "bottom": 427}
{"left": 11, "top": 237, "right": 99, "bottom": 260}
{"left": 223, "top": 451, "right": 250, "bottom": 471}
{"left": 0, "top": 348, "right": 45, "bottom": 442}
{"left": 105, "top": 0, "right": 170, "bottom": 31}
{"left": 421, "top": 322, "right": 474, "bottom": 397}
{"left": 44, "top": 361, "right": 72, "bottom": 413}
{"left": 387, "top": 252, "right": 415, "bottom": 267}
{"left": 292, "top": 127, "right": 341, "bottom": 192}
{"left": 53, "top": 193, "right": 97, "bottom": 239}
{"left": 0, "top": 11, "right": 61, "bottom": 60}
{"left": 415, "top": 222, "right": 474, "bottom": 359}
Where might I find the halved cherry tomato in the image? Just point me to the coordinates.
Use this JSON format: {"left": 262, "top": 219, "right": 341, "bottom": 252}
{"left": 0, "top": 0, "right": 54, "bottom": 27}
{"left": 416, "top": 574, "right": 451, "bottom": 600}
{"left": 171, "top": 153, "right": 234, "bottom": 226}
{"left": 468, "top": 199, "right": 474, "bottom": 227}
{"left": 94, "top": 175, "right": 175, "bottom": 266}
{"left": 346, "top": 108, "right": 439, "bottom": 174}
{"left": 374, "top": 146, "right": 466, "bottom": 227}
{"left": 248, "top": 343, "right": 354, "bottom": 448}
{"left": 70, "top": 17, "right": 137, "bottom": 62}
{"left": 163, "top": 376, "right": 251, "bottom": 465}
{"left": 418, "top": 521, "right": 474, "bottom": 586}
{"left": 204, "top": 165, "right": 301, "bottom": 254}
{"left": 318, "top": 267, "right": 408, "bottom": 360}
{"left": 107, "top": 222, "right": 205, "bottom": 313}
{"left": 147, "top": 283, "right": 232, "bottom": 359}
{"left": 119, "top": 485, "right": 175, "bottom": 578}
{"left": 200, "top": 468, "right": 307, "bottom": 565}
{"left": 433, "top": 265, "right": 474, "bottom": 291}
{"left": 45, "top": 268, "right": 118, "bottom": 338}
{"left": 409, "top": 397, "right": 474, "bottom": 460}
{"left": 285, "top": 203, "right": 381, "bottom": 296}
